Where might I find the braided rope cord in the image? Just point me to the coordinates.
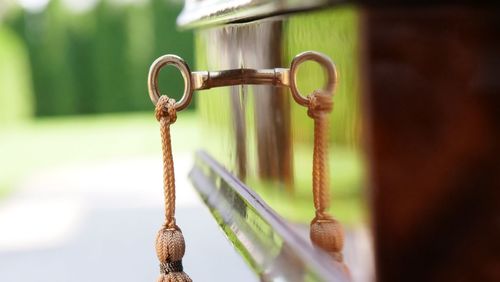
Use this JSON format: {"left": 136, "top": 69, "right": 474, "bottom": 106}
{"left": 307, "top": 90, "right": 334, "bottom": 220}
{"left": 155, "top": 95, "right": 178, "bottom": 229}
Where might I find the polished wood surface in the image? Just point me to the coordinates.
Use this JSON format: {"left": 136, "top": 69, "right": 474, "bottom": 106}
{"left": 363, "top": 7, "right": 500, "bottom": 282}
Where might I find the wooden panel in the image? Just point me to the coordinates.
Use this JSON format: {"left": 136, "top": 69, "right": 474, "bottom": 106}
{"left": 363, "top": 7, "right": 500, "bottom": 282}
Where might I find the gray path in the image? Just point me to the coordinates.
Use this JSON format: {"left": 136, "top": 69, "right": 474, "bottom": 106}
{"left": 0, "top": 156, "right": 256, "bottom": 282}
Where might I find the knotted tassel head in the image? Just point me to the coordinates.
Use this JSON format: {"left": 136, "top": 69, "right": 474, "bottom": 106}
{"left": 155, "top": 227, "right": 192, "bottom": 282}
{"left": 310, "top": 216, "right": 344, "bottom": 261}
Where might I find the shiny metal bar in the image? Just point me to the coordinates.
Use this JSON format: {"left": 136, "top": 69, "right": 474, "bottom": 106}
{"left": 191, "top": 68, "right": 290, "bottom": 90}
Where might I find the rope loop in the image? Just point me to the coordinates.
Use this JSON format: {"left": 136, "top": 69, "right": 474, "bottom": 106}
{"left": 307, "top": 89, "right": 333, "bottom": 119}
{"left": 155, "top": 95, "right": 177, "bottom": 124}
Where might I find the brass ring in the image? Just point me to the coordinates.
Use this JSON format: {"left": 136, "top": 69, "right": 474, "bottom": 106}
{"left": 289, "top": 51, "right": 337, "bottom": 107}
{"left": 147, "top": 54, "right": 193, "bottom": 111}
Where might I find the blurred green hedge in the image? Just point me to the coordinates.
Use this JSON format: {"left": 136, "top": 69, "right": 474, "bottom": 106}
{"left": 4, "top": 0, "right": 193, "bottom": 117}
{"left": 0, "top": 25, "right": 33, "bottom": 123}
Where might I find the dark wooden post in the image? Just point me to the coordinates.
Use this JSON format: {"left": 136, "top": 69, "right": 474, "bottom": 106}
{"left": 362, "top": 6, "right": 500, "bottom": 282}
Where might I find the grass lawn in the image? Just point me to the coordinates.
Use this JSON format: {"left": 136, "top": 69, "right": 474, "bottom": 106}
{"left": 0, "top": 111, "right": 199, "bottom": 199}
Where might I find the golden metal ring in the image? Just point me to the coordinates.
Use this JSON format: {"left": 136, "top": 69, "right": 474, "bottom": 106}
{"left": 289, "top": 51, "right": 337, "bottom": 107}
{"left": 147, "top": 54, "right": 193, "bottom": 111}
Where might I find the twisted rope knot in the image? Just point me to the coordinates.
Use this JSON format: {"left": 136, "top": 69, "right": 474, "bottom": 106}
{"left": 155, "top": 95, "right": 177, "bottom": 123}
{"left": 307, "top": 89, "right": 333, "bottom": 119}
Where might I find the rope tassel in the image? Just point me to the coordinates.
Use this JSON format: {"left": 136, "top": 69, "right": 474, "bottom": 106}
{"left": 154, "top": 96, "right": 192, "bottom": 282}
{"left": 307, "top": 90, "right": 347, "bottom": 265}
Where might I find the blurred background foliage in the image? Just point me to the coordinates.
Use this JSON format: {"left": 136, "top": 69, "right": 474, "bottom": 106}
{"left": 0, "top": 0, "right": 193, "bottom": 121}
{"left": 0, "top": 1, "right": 364, "bottom": 225}
{"left": 0, "top": 0, "right": 195, "bottom": 198}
